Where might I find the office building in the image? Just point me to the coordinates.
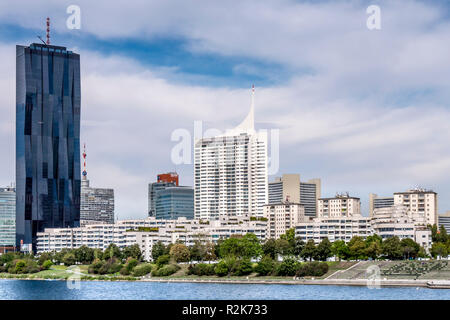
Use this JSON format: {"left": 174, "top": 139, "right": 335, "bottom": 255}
{"left": 318, "top": 193, "right": 361, "bottom": 218}
{"left": 155, "top": 186, "right": 194, "bottom": 220}
{"left": 369, "top": 193, "right": 394, "bottom": 217}
{"left": 268, "top": 174, "right": 321, "bottom": 217}
{"left": 438, "top": 211, "right": 450, "bottom": 233}
{"left": 393, "top": 188, "right": 437, "bottom": 226}
{"left": 148, "top": 172, "right": 179, "bottom": 217}
{"left": 194, "top": 86, "right": 268, "bottom": 220}
{"left": 263, "top": 201, "right": 307, "bottom": 239}
{"left": 80, "top": 145, "right": 114, "bottom": 224}
{"left": 0, "top": 186, "right": 16, "bottom": 251}
{"left": 16, "top": 42, "right": 81, "bottom": 251}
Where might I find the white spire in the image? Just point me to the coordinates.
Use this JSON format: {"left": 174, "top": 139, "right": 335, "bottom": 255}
{"left": 226, "top": 85, "right": 255, "bottom": 136}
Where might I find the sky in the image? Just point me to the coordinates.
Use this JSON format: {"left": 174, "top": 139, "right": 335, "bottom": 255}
{"left": 0, "top": 0, "right": 449, "bottom": 219}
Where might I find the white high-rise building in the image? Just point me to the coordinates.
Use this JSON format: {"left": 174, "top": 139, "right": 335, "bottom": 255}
{"left": 393, "top": 188, "right": 437, "bottom": 226}
{"left": 194, "top": 86, "right": 268, "bottom": 220}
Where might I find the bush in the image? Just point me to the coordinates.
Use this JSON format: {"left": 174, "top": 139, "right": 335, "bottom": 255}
{"left": 152, "top": 264, "right": 180, "bottom": 277}
{"left": 187, "top": 263, "right": 216, "bottom": 276}
{"left": 98, "top": 258, "right": 122, "bottom": 274}
{"left": 88, "top": 259, "right": 105, "bottom": 274}
{"left": 62, "top": 253, "right": 76, "bottom": 266}
{"left": 132, "top": 263, "right": 154, "bottom": 277}
{"left": 120, "top": 258, "right": 139, "bottom": 275}
{"left": 41, "top": 260, "right": 53, "bottom": 271}
{"left": 156, "top": 254, "right": 170, "bottom": 268}
{"left": 254, "top": 256, "right": 275, "bottom": 276}
{"left": 233, "top": 259, "right": 253, "bottom": 276}
{"left": 296, "top": 262, "right": 329, "bottom": 278}
{"left": 276, "top": 258, "right": 299, "bottom": 276}
{"left": 214, "top": 260, "right": 229, "bottom": 277}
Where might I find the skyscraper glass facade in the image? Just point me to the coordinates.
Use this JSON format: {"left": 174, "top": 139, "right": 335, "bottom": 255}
{"left": 155, "top": 187, "right": 194, "bottom": 220}
{"left": 0, "top": 187, "right": 16, "bottom": 247}
{"left": 16, "top": 43, "right": 81, "bottom": 251}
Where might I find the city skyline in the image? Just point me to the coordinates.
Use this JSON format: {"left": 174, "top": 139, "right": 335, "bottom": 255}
{"left": 0, "top": 1, "right": 449, "bottom": 220}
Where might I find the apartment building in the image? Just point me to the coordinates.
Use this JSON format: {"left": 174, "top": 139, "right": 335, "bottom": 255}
{"left": 394, "top": 188, "right": 437, "bottom": 226}
{"left": 263, "top": 201, "right": 308, "bottom": 239}
{"left": 318, "top": 193, "right": 361, "bottom": 218}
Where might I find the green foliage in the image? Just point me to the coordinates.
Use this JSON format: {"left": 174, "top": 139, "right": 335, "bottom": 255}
{"left": 233, "top": 259, "right": 253, "bottom": 276}
{"left": 400, "top": 238, "right": 420, "bottom": 259}
{"left": 262, "top": 239, "right": 277, "bottom": 259}
{"left": 151, "top": 241, "right": 167, "bottom": 261}
{"left": 152, "top": 264, "right": 180, "bottom": 277}
{"left": 214, "top": 260, "right": 229, "bottom": 277}
{"left": 314, "top": 238, "right": 332, "bottom": 261}
{"left": 187, "top": 263, "right": 216, "bottom": 276}
{"left": 275, "top": 239, "right": 291, "bottom": 257}
{"left": 347, "top": 236, "right": 367, "bottom": 260}
{"left": 276, "top": 257, "right": 299, "bottom": 276}
{"left": 431, "top": 242, "right": 448, "bottom": 258}
{"left": 102, "top": 244, "right": 122, "bottom": 260}
{"left": 331, "top": 240, "right": 349, "bottom": 261}
{"left": 169, "top": 243, "right": 190, "bottom": 263}
{"left": 74, "top": 246, "right": 95, "bottom": 264}
{"left": 62, "top": 252, "right": 76, "bottom": 266}
{"left": 382, "top": 236, "right": 403, "bottom": 260}
{"left": 254, "top": 256, "right": 275, "bottom": 276}
{"left": 190, "top": 241, "right": 207, "bottom": 262}
{"left": 132, "top": 263, "right": 154, "bottom": 277}
{"left": 120, "top": 258, "right": 139, "bottom": 275}
{"left": 300, "top": 240, "right": 316, "bottom": 261}
{"left": 122, "top": 244, "right": 142, "bottom": 261}
{"left": 219, "top": 234, "right": 262, "bottom": 259}
{"left": 156, "top": 254, "right": 170, "bottom": 268}
{"left": 296, "top": 262, "right": 329, "bottom": 277}
{"left": 41, "top": 260, "right": 53, "bottom": 270}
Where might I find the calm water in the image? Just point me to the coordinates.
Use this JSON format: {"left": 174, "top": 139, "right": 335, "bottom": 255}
{"left": 0, "top": 279, "right": 449, "bottom": 300}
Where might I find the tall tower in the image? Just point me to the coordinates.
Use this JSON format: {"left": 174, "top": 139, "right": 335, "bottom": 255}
{"left": 16, "top": 36, "right": 81, "bottom": 251}
{"left": 194, "top": 86, "right": 268, "bottom": 220}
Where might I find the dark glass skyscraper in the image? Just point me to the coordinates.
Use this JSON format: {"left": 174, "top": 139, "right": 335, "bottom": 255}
{"left": 16, "top": 43, "right": 81, "bottom": 251}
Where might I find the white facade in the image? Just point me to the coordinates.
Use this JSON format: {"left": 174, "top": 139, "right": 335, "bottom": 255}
{"left": 394, "top": 188, "right": 437, "bottom": 226}
{"left": 36, "top": 216, "right": 267, "bottom": 261}
{"left": 295, "top": 215, "right": 372, "bottom": 243}
{"left": 318, "top": 194, "right": 361, "bottom": 218}
{"left": 263, "top": 202, "right": 308, "bottom": 239}
{"left": 194, "top": 87, "right": 268, "bottom": 220}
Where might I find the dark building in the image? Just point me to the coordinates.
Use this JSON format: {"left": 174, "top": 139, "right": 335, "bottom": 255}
{"left": 16, "top": 43, "right": 81, "bottom": 251}
{"left": 155, "top": 186, "right": 194, "bottom": 220}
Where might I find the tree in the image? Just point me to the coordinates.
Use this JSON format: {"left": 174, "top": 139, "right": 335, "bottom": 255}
{"left": 429, "top": 224, "right": 439, "bottom": 242}
{"left": 331, "top": 240, "right": 349, "bottom": 261}
{"left": 300, "top": 240, "right": 316, "bottom": 262}
{"left": 241, "top": 233, "right": 263, "bottom": 259}
{"left": 437, "top": 225, "right": 449, "bottom": 243}
{"left": 122, "top": 244, "right": 142, "bottom": 261}
{"left": 275, "top": 239, "right": 291, "bottom": 257}
{"left": 219, "top": 234, "right": 262, "bottom": 259}
{"left": 74, "top": 245, "right": 95, "bottom": 264}
{"left": 62, "top": 252, "right": 76, "bottom": 266}
{"left": 152, "top": 241, "right": 166, "bottom": 261}
{"left": 169, "top": 243, "right": 190, "bottom": 263}
{"left": 314, "top": 238, "right": 332, "bottom": 261}
{"left": 102, "top": 244, "right": 121, "bottom": 260}
{"left": 293, "top": 238, "right": 305, "bottom": 257}
{"left": 262, "top": 239, "right": 277, "bottom": 259}
{"left": 156, "top": 254, "right": 170, "bottom": 267}
{"left": 381, "top": 236, "right": 403, "bottom": 260}
{"left": 204, "top": 242, "right": 217, "bottom": 262}
{"left": 365, "top": 241, "right": 382, "bottom": 260}
{"left": 190, "top": 241, "right": 206, "bottom": 262}
{"left": 254, "top": 255, "right": 275, "bottom": 276}
{"left": 431, "top": 242, "right": 448, "bottom": 259}
{"left": 347, "top": 236, "right": 367, "bottom": 260}
{"left": 400, "top": 238, "right": 420, "bottom": 260}
{"left": 276, "top": 257, "right": 299, "bottom": 276}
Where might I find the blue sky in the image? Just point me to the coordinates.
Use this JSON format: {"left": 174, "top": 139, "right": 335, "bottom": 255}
{"left": 0, "top": 0, "right": 449, "bottom": 219}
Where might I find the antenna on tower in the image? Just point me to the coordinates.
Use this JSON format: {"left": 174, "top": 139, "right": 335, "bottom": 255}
{"left": 46, "top": 17, "right": 50, "bottom": 45}
{"left": 82, "top": 143, "right": 87, "bottom": 179}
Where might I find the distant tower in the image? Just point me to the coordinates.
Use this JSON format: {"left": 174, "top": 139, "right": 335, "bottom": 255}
{"left": 46, "top": 17, "right": 50, "bottom": 45}
{"left": 82, "top": 143, "right": 89, "bottom": 187}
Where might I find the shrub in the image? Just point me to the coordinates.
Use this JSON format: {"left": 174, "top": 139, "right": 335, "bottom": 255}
{"left": 152, "top": 264, "right": 180, "bottom": 277}
{"left": 98, "top": 258, "right": 122, "bottom": 274}
{"left": 132, "top": 263, "right": 154, "bottom": 277}
{"left": 276, "top": 258, "right": 299, "bottom": 276}
{"left": 254, "top": 256, "right": 275, "bottom": 276}
{"left": 296, "top": 262, "right": 329, "bottom": 278}
{"left": 88, "top": 259, "right": 105, "bottom": 274}
{"left": 156, "top": 254, "right": 170, "bottom": 268}
{"left": 187, "top": 263, "right": 216, "bottom": 276}
{"left": 62, "top": 253, "right": 76, "bottom": 266}
{"left": 214, "top": 260, "right": 229, "bottom": 277}
{"left": 120, "top": 258, "right": 139, "bottom": 275}
{"left": 233, "top": 259, "right": 253, "bottom": 276}
{"left": 41, "top": 260, "right": 53, "bottom": 271}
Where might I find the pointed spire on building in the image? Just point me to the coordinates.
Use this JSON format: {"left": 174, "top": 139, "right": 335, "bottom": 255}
{"left": 226, "top": 85, "right": 256, "bottom": 136}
